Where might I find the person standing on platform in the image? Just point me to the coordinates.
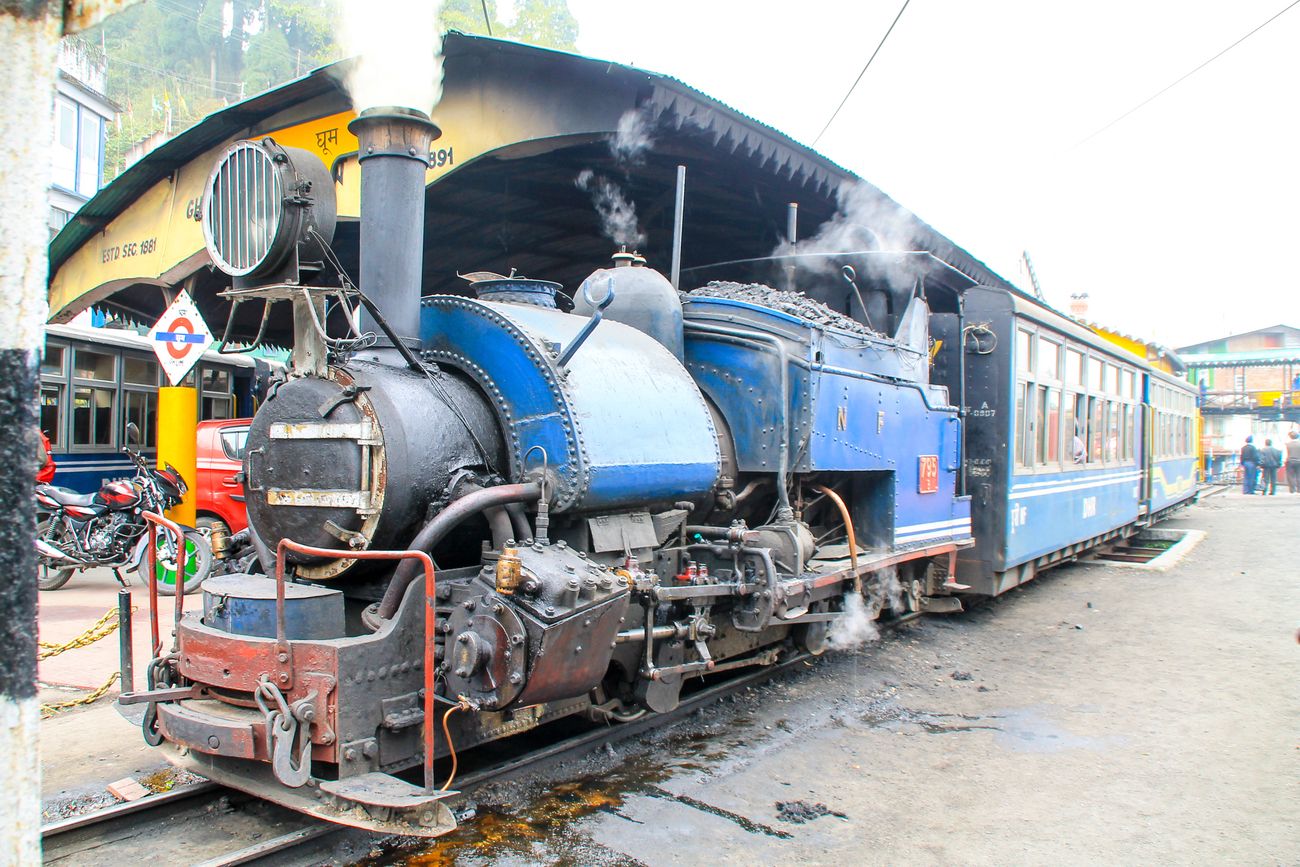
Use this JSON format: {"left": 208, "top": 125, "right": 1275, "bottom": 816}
{"left": 1240, "top": 436, "right": 1260, "bottom": 495}
{"left": 35, "top": 430, "right": 54, "bottom": 485}
{"left": 1259, "top": 438, "right": 1282, "bottom": 495}
{"left": 1284, "top": 431, "right": 1300, "bottom": 494}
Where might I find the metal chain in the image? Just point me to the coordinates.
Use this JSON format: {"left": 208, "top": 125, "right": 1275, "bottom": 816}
{"left": 38, "top": 606, "right": 134, "bottom": 660}
{"left": 40, "top": 672, "right": 121, "bottom": 718}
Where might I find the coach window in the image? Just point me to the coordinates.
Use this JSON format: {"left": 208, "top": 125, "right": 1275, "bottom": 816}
{"left": 1037, "top": 338, "right": 1061, "bottom": 466}
{"left": 1063, "top": 391, "right": 1079, "bottom": 464}
{"left": 1106, "top": 399, "right": 1120, "bottom": 462}
{"left": 40, "top": 344, "right": 67, "bottom": 448}
{"left": 1040, "top": 387, "right": 1061, "bottom": 464}
{"left": 1014, "top": 330, "right": 1035, "bottom": 467}
{"left": 201, "top": 366, "right": 233, "bottom": 420}
{"left": 71, "top": 348, "right": 116, "bottom": 449}
{"left": 1088, "top": 396, "right": 1104, "bottom": 463}
{"left": 123, "top": 355, "right": 159, "bottom": 448}
{"left": 1017, "top": 329, "right": 1034, "bottom": 375}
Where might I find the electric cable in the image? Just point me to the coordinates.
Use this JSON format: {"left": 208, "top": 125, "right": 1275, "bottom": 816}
{"left": 1076, "top": 0, "right": 1300, "bottom": 147}
{"left": 811, "top": 0, "right": 912, "bottom": 147}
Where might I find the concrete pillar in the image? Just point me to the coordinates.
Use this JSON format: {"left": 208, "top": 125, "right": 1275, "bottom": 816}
{"left": 0, "top": 5, "right": 61, "bottom": 862}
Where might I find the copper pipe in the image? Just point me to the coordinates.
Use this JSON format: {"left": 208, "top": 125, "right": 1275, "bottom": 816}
{"left": 376, "top": 481, "right": 541, "bottom": 621}
{"left": 813, "top": 485, "right": 860, "bottom": 593}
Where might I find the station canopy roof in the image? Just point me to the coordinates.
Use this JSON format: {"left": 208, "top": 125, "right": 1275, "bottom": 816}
{"left": 48, "top": 32, "right": 1019, "bottom": 347}
{"left": 1180, "top": 347, "right": 1300, "bottom": 368}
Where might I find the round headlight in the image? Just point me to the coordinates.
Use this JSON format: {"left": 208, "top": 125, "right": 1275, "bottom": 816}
{"left": 201, "top": 138, "right": 336, "bottom": 280}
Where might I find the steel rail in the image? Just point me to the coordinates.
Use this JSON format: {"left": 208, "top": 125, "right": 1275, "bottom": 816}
{"left": 40, "top": 616, "right": 922, "bottom": 864}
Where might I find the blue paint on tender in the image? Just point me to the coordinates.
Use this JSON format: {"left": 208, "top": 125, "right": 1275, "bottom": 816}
{"left": 682, "top": 296, "right": 971, "bottom": 548}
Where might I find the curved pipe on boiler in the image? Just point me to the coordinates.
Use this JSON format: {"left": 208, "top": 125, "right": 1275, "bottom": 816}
{"left": 375, "top": 482, "right": 542, "bottom": 621}
{"left": 503, "top": 502, "right": 533, "bottom": 543}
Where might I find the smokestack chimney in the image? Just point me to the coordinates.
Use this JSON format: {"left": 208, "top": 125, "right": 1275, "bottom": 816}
{"left": 347, "top": 106, "right": 440, "bottom": 351}
{"left": 1069, "top": 292, "right": 1089, "bottom": 319}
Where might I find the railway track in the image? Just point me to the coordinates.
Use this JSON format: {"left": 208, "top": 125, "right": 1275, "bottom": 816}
{"left": 40, "top": 643, "right": 850, "bottom": 865}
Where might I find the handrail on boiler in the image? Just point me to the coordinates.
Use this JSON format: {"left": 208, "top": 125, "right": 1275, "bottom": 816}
{"left": 274, "top": 539, "right": 440, "bottom": 794}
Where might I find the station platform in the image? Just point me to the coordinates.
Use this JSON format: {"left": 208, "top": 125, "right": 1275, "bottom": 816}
{"left": 38, "top": 566, "right": 181, "bottom": 819}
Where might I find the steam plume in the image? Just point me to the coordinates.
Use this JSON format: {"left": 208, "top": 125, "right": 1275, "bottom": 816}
{"left": 828, "top": 593, "right": 879, "bottom": 650}
{"left": 576, "top": 169, "right": 646, "bottom": 249}
{"left": 782, "top": 181, "right": 934, "bottom": 291}
{"left": 610, "top": 107, "right": 654, "bottom": 165}
{"left": 574, "top": 107, "right": 655, "bottom": 249}
{"left": 340, "top": 0, "right": 444, "bottom": 116}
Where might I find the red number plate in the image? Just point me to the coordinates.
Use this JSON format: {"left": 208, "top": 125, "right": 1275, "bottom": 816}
{"left": 918, "top": 455, "right": 939, "bottom": 494}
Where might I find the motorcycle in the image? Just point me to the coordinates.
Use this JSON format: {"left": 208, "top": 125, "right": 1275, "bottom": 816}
{"left": 34, "top": 423, "right": 212, "bottom": 595}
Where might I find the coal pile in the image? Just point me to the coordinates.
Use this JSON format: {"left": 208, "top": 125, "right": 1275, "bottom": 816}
{"left": 686, "top": 281, "right": 880, "bottom": 337}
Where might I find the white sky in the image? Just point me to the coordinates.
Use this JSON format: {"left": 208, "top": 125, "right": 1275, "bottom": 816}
{"left": 566, "top": 0, "right": 1300, "bottom": 349}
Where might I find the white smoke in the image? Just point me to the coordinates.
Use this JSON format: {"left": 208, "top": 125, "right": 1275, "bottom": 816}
{"left": 340, "top": 0, "right": 444, "bottom": 116}
{"left": 828, "top": 592, "right": 879, "bottom": 650}
{"left": 610, "top": 108, "right": 654, "bottom": 165}
{"left": 870, "top": 565, "right": 906, "bottom": 615}
{"left": 573, "top": 107, "right": 655, "bottom": 250}
{"left": 783, "top": 181, "right": 934, "bottom": 292}
{"left": 576, "top": 168, "right": 646, "bottom": 249}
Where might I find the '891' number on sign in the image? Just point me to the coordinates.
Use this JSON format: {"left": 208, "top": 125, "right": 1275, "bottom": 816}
{"left": 430, "top": 147, "right": 454, "bottom": 168}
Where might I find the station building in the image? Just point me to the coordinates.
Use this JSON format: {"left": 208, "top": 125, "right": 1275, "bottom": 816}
{"left": 46, "top": 32, "right": 1012, "bottom": 348}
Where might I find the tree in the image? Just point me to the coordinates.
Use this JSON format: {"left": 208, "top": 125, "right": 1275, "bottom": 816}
{"left": 85, "top": 0, "right": 580, "bottom": 182}
{"left": 440, "top": 0, "right": 579, "bottom": 50}
{"left": 504, "top": 0, "right": 578, "bottom": 51}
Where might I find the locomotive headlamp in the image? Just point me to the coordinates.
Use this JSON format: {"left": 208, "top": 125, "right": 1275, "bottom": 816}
{"left": 201, "top": 138, "right": 336, "bottom": 281}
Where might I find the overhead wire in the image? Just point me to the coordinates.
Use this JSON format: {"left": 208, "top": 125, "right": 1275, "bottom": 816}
{"left": 811, "top": 0, "right": 912, "bottom": 147}
{"left": 1075, "top": 0, "right": 1300, "bottom": 147}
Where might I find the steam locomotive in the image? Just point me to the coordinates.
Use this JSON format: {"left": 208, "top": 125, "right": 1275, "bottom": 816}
{"left": 122, "top": 106, "right": 1196, "bottom": 837}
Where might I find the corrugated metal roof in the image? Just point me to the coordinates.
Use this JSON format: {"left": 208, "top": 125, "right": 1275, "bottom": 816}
{"left": 1181, "top": 347, "right": 1300, "bottom": 368}
{"left": 49, "top": 32, "right": 1019, "bottom": 297}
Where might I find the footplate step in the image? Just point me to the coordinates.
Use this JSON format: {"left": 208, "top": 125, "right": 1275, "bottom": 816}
{"left": 318, "top": 773, "right": 458, "bottom": 835}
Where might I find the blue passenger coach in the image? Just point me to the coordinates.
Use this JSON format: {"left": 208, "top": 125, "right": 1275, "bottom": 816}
{"left": 945, "top": 286, "right": 1197, "bottom": 595}
{"left": 40, "top": 322, "right": 268, "bottom": 493}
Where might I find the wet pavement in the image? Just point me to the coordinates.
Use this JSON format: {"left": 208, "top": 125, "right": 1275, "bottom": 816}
{"left": 35, "top": 493, "right": 1299, "bottom": 862}
{"left": 366, "top": 492, "right": 1298, "bottom": 865}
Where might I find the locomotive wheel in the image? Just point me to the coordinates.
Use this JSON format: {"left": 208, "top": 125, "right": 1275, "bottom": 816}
{"left": 794, "top": 602, "right": 832, "bottom": 655}
{"left": 152, "top": 529, "right": 213, "bottom": 596}
{"left": 36, "top": 518, "right": 76, "bottom": 591}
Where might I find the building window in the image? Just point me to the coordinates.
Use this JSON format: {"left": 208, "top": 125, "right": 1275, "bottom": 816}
{"left": 51, "top": 94, "right": 104, "bottom": 196}
{"left": 54, "top": 97, "right": 77, "bottom": 190}
{"left": 78, "top": 109, "right": 101, "bottom": 194}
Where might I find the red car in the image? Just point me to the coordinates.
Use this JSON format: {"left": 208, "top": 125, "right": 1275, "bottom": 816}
{"left": 196, "top": 418, "right": 250, "bottom": 533}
